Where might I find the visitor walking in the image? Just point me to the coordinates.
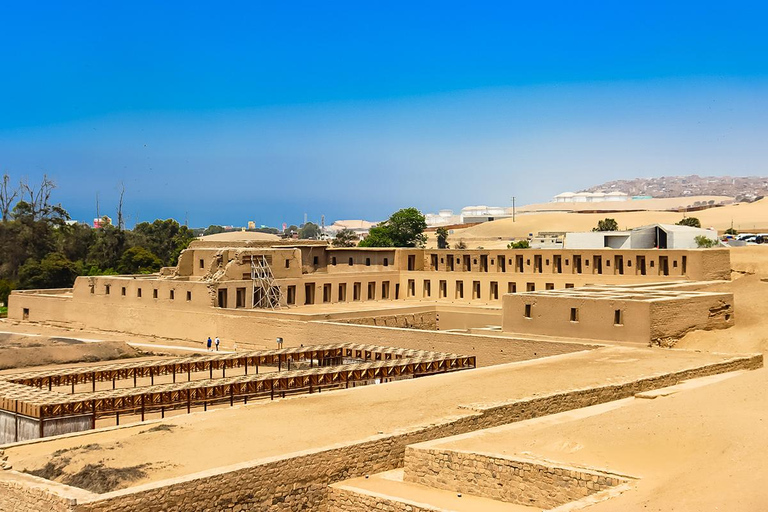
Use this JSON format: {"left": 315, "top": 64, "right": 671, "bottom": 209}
{"left": 215, "top": 336, "right": 220, "bottom": 351}
{"left": 207, "top": 336, "right": 212, "bottom": 351}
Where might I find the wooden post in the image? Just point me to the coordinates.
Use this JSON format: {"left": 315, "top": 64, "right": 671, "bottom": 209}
{"left": 150, "top": 367, "right": 154, "bottom": 386}
{"left": 91, "top": 399, "right": 96, "bottom": 429}
{"left": 161, "top": 407, "right": 165, "bottom": 419}
{"left": 133, "top": 373, "right": 137, "bottom": 387}
{"left": 116, "top": 412, "right": 120, "bottom": 426}
{"left": 71, "top": 381, "right": 75, "bottom": 394}
{"left": 112, "top": 378, "right": 116, "bottom": 390}
{"left": 187, "top": 364, "right": 191, "bottom": 381}
{"left": 244, "top": 358, "right": 248, "bottom": 375}
{"left": 270, "top": 381, "right": 274, "bottom": 400}
{"left": 140, "top": 395, "right": 145, "bottom": 422}
{"left": 187, "top": 390, "right": 191, "bottom": 414}
{"left": 223, "top": 362, "right": 226, "bottom": 378}
{"left": 209, "top": 362, "right": 213, "bottom": 379}
{"left": 230, "top": 386, "right": 234, "bottom": 406}
{"left": 92, "top": 372, "right": 96, "bottom": 392}
{"left": 39, "top": 413, "right": 44, "bottom": 440}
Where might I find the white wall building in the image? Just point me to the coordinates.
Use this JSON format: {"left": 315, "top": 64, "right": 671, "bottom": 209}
{"left": 564, "top": 224, "right": 718, "bottom": 250}
{"left": 554, "top": 191, "right": 629, "bottom": 203}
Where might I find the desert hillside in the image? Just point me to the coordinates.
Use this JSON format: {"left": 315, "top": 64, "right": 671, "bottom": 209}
{"left": 435, "top": 198, "right": 768, "bottom": 248}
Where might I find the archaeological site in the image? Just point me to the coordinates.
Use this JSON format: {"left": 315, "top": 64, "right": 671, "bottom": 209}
{"left": 1, "top": 240, "right": 767, "bottom": 511}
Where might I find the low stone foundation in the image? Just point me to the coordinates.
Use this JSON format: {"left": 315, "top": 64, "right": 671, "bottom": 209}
{"left": 403, "top": 447, "right": 628, "bottom": 508}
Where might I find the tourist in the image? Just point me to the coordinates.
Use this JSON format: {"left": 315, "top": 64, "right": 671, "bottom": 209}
{"left": 207, "top": 336, "right": 212, "bottom": 351}
{"left": 215, "top": 336, "right": 220, "bottom": 351}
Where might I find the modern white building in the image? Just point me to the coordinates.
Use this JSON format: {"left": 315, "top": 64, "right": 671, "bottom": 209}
{"left": 553, "top": 191, "right": 630, "bottom": 203}
{"left": 564, "top": 224, "right": 718, "bottom": 250}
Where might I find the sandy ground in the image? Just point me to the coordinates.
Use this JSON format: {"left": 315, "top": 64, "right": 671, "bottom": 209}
{"left": 434, "top": 198, "right": 768, "bottom": 248}
{"left": 2, "top": 346, "right": 740, "bottom": 490}
{"left": 432, "top": 366, "right": 768, "bottom": 511}
{"left": 0, "top": 333, "right": 142, "bottom": 370}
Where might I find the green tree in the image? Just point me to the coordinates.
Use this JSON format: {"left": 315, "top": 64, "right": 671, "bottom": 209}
{"left": 87, "top": 224, "right": 128, "bottom": 272}
{"left": 332, "top": 228, "right": 359, "bottom": 247}
{"left": 455, "top": 240, "right": 467, "bottom": 250}
{"left": 0, "top": 278, "right": 14, "bottom": 305}
{"left": 695, "top": 235, "right": 717, "bottom": 248}
{"left": 298, "top": 222, "right": 320, "bottom": 239}
{"left": 677, "top": 217, "right": 702, "bottom": 228}
{"left": 507, "top": 240, "right": 530, "bottom": 249}
{"left": 724, "top": 227, "right": 738, "bottom": 236}
{"left": 132, "top": 219, "right": 195, "bottom": 266}
{"left": 359, "top": 208, "right": 427, "bottom": 248}
{"left": 117, "top": 247, "right": 163, "bottom": 274}
{"left": 18, "top": 253, "right": 81, "bottom": 289}
{"left": 203, "top": 225, "right": 226, "bottom": 236}
{"left": 593, "top": 218, "right": 619, "bottom": 232}
{"left": 436, "top": 227, "right": 449, "bottom": 249}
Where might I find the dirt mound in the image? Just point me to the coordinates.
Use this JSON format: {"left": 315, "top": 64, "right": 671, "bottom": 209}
{"left": 0, "top": 334, "right": 141, "bottom": 370}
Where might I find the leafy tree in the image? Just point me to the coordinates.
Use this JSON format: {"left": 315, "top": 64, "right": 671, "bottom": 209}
{"left": 359, "top": 208, "right": 427, "bottom": 248}
{"left": 0, "top": 278, "right": 14, "bottom": 305}
{"left": 203, "top": 225, "right": 226, "bottom": 236}
{"left": 332, "top": 228, "right": 359, "bottom": 247}
{"left": 695, "top": 235, "right": 717, "bottom": 248}
{"left": 593, "top": 218, "right": 619, "bottom": 232}
{"left": 117, "top": 247, "right": 163, "bottom": 274}
{"left": 132, "top": 219, "right": 195, "bottom": 266}
{"left": 676, "top": 217, "right": 702, "bottom": 228}
{"left": 19, "top": 253, "right": 81, "bottom": 289}
{"left": 287, "top": 225, "right": 298, "bottom": 233}
{"left": 298, "top": 222, "right": 320, "bottom": 239}
{"left": 725, "top": 227, "right": 738, "bottom": 236}
{"left": 507, "top": 240, "right": 530, "bottom": 249}
{"left": 87, "top": 224, "right": 128, "bottom": 272}
{"left": 436, "top": 227, "right": 449, "bottom": 249}
{"left": 455, "top": 240, "right": 467, "bottom": 250}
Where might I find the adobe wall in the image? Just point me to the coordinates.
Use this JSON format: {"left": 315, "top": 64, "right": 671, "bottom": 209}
{"left": 7, "top": 293, "right": 588, "bottom": 366}
{"left": 0, "top": 472, "right": 84, "bottom": 512}
{"left": 650, "top": 294, "right": 735, "bottom": 347}
{"left": 337, "top": 311, "right": 437, "bottom": 330}
{"left": 403, "top": 447, "right": 626, "bottom": 508}
{"left": 0, "top": 352, "right": 759, "bottom": 512}
{"left": 502, "top": 294, "right": 652, "bottom": 344}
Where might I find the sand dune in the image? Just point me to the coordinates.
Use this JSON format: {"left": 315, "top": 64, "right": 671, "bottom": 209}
{"left": 440, "top": 198, "right": 768, "bottom": 248}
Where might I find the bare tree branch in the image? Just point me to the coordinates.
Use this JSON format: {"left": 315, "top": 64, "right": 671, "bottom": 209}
{"left": 0, "top": 173, "right": 20, "bottom": 222}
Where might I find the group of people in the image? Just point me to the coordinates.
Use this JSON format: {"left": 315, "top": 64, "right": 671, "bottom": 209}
{"left": 206, "top": 336, "right": 220, "bottom": 351}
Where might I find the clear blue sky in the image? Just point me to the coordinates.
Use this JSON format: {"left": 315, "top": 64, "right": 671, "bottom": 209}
{"left": 1, "top": 1, "right": 767, "bottom": 227}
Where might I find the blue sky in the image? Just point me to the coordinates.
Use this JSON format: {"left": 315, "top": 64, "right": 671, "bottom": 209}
{"left": 1, "top": 1, "right": 767, "bottom": 227}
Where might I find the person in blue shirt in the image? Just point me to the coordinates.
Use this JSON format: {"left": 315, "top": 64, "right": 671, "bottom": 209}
{"left": 207, "top": 337, "right": 212, "bottom": 351}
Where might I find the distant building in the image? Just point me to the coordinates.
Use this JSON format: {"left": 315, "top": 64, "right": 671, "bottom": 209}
{"left": 564, "top": 224, "right": 718, "bottom": 250}
{"left": 93, "top": 216, "right": 112, "bottom": 229}
{"left": 324, "top": 219, "right": 378, "bottom": 238}
{"left": 459, "top": 205, "right": 513, "bottom": 224}
{"left": 553, "top": 191, "right": 630, "bottom": 203}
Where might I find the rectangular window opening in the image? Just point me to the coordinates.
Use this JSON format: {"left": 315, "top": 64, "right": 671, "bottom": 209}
{"left": 524, "top": 304, "right": 532, "bottom": 318}
{"left": 614, "top": 309, "right": 623, "bottom": 325}
{"left": 570, "top": 307, "right": 579, "bottom": 322}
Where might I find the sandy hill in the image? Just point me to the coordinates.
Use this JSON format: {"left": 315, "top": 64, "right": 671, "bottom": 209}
{"left": 518, "top": 195, "right": 733, "bottom": 213}
{"left": 440, "top": 198, "right": 768, "bottom": 248}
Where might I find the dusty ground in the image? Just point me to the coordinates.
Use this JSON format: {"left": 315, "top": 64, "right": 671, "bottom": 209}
{"left": 433, "top": 367, "right": 768, "bottom": 511}
{"left": 3, "top": 346, "right": 740, "bottom": 491}
{"left": 0, "top": 333, "right": 142, "bottom": 370}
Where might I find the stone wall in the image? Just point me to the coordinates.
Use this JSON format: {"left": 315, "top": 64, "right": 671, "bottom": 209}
{"left": 326, "top": 485, "right": 440, "bottom": 512}
{"left": 337, "top": 311, "right": 437, "bottom": 330}
{"left": 0, "top": 472, "right": 85, "bottom": 512}
{"left": 403, "top": 447, "right": 626, "bottom": 509}
{"left": 0, "top": 352, "right": 760, "bottom": 512}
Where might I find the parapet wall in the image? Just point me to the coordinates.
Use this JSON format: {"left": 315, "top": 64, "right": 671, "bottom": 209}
{"left": 0, "top": 352, "right": 760, "bottom": 512}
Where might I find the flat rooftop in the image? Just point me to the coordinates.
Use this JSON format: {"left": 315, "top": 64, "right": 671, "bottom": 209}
{"left": 3, "top": 345, "right": 755, "bottom": 491}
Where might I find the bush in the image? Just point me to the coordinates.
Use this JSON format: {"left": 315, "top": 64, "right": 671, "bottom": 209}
{"left": 695, "top": 235, "right": 717, "bottom": 248}
{"left": 507, "top": 240, "right": 530, "bottom": 249}
{"left": 593, "top": 218, "right": 619, "bottom": 231}
{"left": 677, "top": 217, "right": 701, "bottom": 228}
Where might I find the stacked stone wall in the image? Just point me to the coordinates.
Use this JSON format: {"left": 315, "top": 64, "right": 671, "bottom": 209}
{"left": 403, "top": 448, "right": 625, "bottom": 508}
{"left": 327, "top": 486, "right": 441, "bottom": 512}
